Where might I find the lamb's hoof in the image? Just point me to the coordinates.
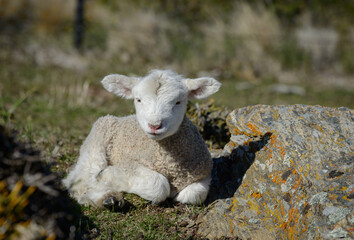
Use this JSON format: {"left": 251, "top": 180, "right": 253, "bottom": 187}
{"left": 102, "top": 193, "right": 125, "bottom": 211}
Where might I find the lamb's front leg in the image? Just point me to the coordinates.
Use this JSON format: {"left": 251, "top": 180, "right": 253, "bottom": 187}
{"left": 95, "top": 161, "right": 170, "bottom": 205}
{"left": 175, "top": 177, "right": 211, "bottom": 204}
{"left": 124, "top": 161, "right": 171, "bottom": 204}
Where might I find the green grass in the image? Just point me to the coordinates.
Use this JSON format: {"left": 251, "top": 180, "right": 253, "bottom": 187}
{"left": 76, "top": 194, "right": 203, "bottom": 239}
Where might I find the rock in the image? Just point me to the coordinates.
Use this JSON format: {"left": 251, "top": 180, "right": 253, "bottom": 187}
{"left": 198, "top": 105, "right": 353, "bottom": 239}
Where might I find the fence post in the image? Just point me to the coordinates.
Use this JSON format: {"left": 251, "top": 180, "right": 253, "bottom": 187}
{"left": 74, "top": 0, "right": 85, "bottom": 50}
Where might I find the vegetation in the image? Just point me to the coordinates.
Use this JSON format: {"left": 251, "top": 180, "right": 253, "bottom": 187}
{"left": 0, "top": 123, "right": 89, "bottom": 239}
{"left": 0, "top": 0, "right": 353, "bottom": 239}
{"left": 187, "top": 101, "right": 230, "bottom": 149}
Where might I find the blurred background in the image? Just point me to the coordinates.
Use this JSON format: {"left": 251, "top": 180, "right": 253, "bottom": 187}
{"left": 0, "top": 0, "right": 353, "bottom": 140}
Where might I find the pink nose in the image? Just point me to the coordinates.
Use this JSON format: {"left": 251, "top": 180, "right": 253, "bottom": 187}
{"left": 148, "top": 123, "right": 162, "bottom": 130}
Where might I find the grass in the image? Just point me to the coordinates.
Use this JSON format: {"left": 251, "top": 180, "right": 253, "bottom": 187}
{"left": 85, "top": 194, "right": 203, "bottom": 240}
{"left": 214, "top": 77, "right": 354, "bottom": 109}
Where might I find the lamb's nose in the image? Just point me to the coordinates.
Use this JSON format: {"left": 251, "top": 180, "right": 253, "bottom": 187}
{"left": 148, "top": 123, "right": 162, "bottom": 130}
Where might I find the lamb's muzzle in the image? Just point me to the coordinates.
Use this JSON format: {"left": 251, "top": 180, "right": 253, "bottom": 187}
{"left": 148, "top": 123, "right": 162, "bottom": 130}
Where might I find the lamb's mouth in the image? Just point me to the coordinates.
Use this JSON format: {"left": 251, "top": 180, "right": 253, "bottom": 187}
{"left": 148, "top": 132, "right": 159, "bottom": 136}
{"left": 146, "top": 131, "right": 164, "bottom": 139}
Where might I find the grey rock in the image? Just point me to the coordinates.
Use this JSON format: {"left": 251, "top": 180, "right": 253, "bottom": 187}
{"left": 326, "top": 227, "right": 348, "bottom": 239}
{"left": 323, "top": 206, "right": 351, "bottom": 224}
{"left": 198, "top": 105, "right": 353, "bottom": 240}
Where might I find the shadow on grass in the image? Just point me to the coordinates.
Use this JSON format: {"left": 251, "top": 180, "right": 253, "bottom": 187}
{"left": 0, "top": 124, "right": 96, "bottom": 240}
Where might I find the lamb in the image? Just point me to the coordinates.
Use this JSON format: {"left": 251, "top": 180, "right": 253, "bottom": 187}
{"left": 63, "top": 69, "right": 221, "bottom": 208}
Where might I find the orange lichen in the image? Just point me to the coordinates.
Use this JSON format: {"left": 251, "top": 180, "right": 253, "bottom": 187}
{"left": 251, "top": 192, "right": 262, "bottom": 199}
{"left": 231, "top": 196, "right": 238, "bottom": 212}
{"left": 280, "top": 147, "right": 285, "bottom": 157}
{"left": 280, "top": 205, "right": 285, "bottom": 216}
{"left": 280, "top": 208, "right": 300, "bottom": 240}
{"left": 293, "top": 177, "right": 302, "bottom": 190}
{"left": 246, "top": 122, "right": 262, "bottom": 136}
{"left": 229, "top": 218, "right": 234, "bottom": 236}
{"left": 329, "top": 194, "right": 338, "bottom": 200}
{"left": 233, "top": 126, "right": 241, "bottom": 135}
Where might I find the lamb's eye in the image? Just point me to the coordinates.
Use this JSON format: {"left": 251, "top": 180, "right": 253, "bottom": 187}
{"left": 176, "top": 101, "right": 181, "bottom": 105}
{"left": 136, "top": 98, "right": 141, "bottom": 103}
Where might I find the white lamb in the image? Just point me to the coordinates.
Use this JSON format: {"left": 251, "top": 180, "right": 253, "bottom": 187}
{"left": 63, "top": 70, "right": 221, "bottom": 208}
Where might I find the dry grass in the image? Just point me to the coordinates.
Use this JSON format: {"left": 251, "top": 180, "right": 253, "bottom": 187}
{"left": 296, "top": 14, "right": 339, "bottom": 71}
{"left": 31, "top": 0, "right": 74, "bottom": 33}
{"left": 48, "top": 80, "right": 91, "bottom": 108}
{"left": 0, "top": 0, "right": 74, "bottom": 33}
{"left": 105, "top": 9, "right": 172, "bottom": 65}
{"left": 0, "top": 0, "right": 28, "bottom": 19}
{"left": 201, "top": 3, "right": 282, "bottom": 81}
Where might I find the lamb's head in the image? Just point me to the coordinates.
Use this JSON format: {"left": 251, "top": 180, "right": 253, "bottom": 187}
{"left": 101, "top": 70, "right": 221, "bottom": 140}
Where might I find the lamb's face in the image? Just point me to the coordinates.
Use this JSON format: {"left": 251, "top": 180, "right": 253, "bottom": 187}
{"left": 101, "top": 70, "right": 221, "bottom": 141}
{"left": 132, "top": 75, "right": 188, "bottom": 140}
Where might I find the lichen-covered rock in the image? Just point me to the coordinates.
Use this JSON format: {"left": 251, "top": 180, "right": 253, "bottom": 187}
{"left": 198, "top": 105, "right": 353, "bottom": 240}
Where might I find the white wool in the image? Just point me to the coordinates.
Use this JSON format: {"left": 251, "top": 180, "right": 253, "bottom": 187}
{"left": 63, "top": 70, "right": 221, "bottom": 207}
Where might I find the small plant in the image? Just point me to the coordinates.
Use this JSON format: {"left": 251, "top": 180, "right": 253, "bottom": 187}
{"left": 0, "top": 181, "right": 38, "bottom": 239}
{"left": 0, "top": 88, "right": 35, "bottom": 125}
{"left": 186, "top": 100, "right": 230, "bottom": 149}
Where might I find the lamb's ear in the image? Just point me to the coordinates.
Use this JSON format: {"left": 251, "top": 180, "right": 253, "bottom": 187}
{"left": 101, "top": 74, "right": 140, "bottom": 99}
{"left": 183, "top": 77, "right": 221, "bottom": 99}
